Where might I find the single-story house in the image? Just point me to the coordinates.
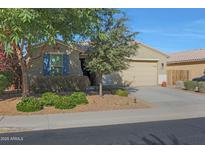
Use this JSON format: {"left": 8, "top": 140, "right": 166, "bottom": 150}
{"left": 167, "top": 49, "right": 205, "bottom": 85}
{"left": 28, "top": 40, "right": 168, "bottom": 91}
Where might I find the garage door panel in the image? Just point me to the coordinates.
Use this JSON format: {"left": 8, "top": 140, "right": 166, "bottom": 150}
{"left": 121, "top": 61, "right": 158, "bottom": 87}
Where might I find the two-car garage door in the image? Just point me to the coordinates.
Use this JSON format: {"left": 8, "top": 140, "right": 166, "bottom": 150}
{"left": 120, "top": 61, "right": 158, "bottom": 87}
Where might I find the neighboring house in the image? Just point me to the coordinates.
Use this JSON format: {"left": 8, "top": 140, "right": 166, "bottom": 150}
{"left": 167, "top": 49, "right": 205, "bottom": 85}
{"left": 103, "top": 42, "right": 168, "bottom": 87}
{"left": 29, "top": 40, "right": 168, "bottom": 89}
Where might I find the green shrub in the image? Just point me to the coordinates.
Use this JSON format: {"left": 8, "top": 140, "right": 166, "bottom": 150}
{"left": 39, "top": 91, "right": 88, "bottom": 110}
{"left": 54, "top": 96, "right": 76, "bottom": 109}
{"left": 69, "top": 92, "right": 88, "bottom": 105}
{"left": 198, "top": 82, "right": 205, "bottom": 93}
{"left": 16, "top": 97, "right": 43, "bottom": 112}
{"left": 114, "top": 89, "right": 129, "bottom": 97}
{"left": 39, "top": 92, "right": 60, "bottom": 106}
{"left": 0, "top": 71, "right": 14, "bottom": 84}
{"left": 184, "top": 81, "right": 198, "bottom": 91}
{"left": 0, "top": 74, "right": 9, "bottom": 95}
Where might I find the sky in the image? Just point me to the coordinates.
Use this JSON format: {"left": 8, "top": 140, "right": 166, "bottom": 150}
{"left": 121, "top": 8, "right": 205, "bottom": 53}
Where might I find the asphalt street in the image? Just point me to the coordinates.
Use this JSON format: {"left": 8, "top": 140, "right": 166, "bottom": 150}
{"left": 1, "top": 117, "right": 205, "bottom": 145}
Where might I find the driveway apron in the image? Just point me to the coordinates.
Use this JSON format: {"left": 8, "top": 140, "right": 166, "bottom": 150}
{"left": 130, "top": 86, "right": 205, "bottom": 113}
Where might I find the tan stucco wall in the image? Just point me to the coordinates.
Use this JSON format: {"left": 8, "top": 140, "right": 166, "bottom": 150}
{"left": 120, "top": 61, "right": 158, "bottom": 86}
{"left": 103, "top": 43, "right": 168, "bottom": 86}
{"left": 167, "top": 61, "right": 205, "bottom": 80}
{"left": 28, "top": 42, "right": 83, "bottom": 78}
{"left": 132, "top": 44, "right": 167, "bottom": 75}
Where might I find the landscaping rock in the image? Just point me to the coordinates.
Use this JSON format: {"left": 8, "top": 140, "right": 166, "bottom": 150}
{"left": 175, "top": 81, "right": 185, "bottom": 89}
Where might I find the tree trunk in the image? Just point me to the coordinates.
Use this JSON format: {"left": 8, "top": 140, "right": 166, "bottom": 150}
{"left": 13, "top": 40, "right": 30, "bottom": 97}
{"left": 99, "top": 73, "right": 103, "bottom": 97}
{"left": 21, "top": 61, "right": 29, "bottom": 97}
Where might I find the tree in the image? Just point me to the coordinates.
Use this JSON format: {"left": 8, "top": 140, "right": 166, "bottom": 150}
{"left": 0, "top": 44, "right": 21, "bottom": 89}
{"left": 85, "top": 10, "right": 138, "bottom": 96}
{"left": 0, "top": 46, "right": 12, "bottom": 72}
{"left": 0, "top": 9, "right": 102, "bottom": 96}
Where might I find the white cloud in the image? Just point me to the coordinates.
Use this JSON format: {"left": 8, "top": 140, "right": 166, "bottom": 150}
{"left": 138, "top": 29, "right": 161, "bottom": 33}
{"left": 191, "top": 18, "right": 205, "bottom": 26}
{"left": 162, "top": 32, "right": 205, "bottom": 39}
{"left": 138, "top": 18, "right": 205, "bottom": 40}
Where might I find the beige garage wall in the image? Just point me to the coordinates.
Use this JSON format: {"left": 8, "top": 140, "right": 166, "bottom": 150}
{"left": 133, "top": 43, "right": 167, "bottom": 75}
{"left": 167, "top": 62, "right": 205, "bottom": 80}
{"left": 103, "top": 60, "right": 158, "bottom": 87}
{"left": 120, "top": 61, "right": 158, "bottom": 87}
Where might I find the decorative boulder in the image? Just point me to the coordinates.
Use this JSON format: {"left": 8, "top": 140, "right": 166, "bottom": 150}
{"left": 175, "top": 81, "right": 185, "bottom": 89}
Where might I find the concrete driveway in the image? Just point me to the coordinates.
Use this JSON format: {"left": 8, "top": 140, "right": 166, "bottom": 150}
{"left": 130, "top": 86, "right": 205, "bottom": 112}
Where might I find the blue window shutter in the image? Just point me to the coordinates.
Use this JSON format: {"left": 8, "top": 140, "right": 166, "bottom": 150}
{"left": 63, "top": 54, "right": 69, "bottom": 75}
{"left": 43, "top": 53, "right": 50, "bottom": 76}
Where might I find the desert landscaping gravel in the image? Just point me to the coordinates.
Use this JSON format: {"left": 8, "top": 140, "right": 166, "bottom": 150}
{"left": 0, "top": 95, "right": 153, "bottom": 116}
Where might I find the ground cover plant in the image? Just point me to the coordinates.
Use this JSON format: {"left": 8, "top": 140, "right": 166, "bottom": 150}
{"left": 39, "top": 92, "right": 60, "bottom": 106}
{"left": 54, "top": 96, "right": 76, "bottom": 109}
{"left": 69, "top": 92, "right": 88, "bottom": 105}
{"left": 16, "top": 92, "right": 89, "bottom": 112}
{"left": 114, "top": 89, "right": 129, "bottom": 97}
{"left": 16, "top": 97, "right": 43, "bottom": 112}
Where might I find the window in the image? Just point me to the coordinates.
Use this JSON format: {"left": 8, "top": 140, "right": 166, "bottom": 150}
{"left": 50, "top": 54, "right": 63, "bottom": 76}
{"left": 43, "top": 53, "right": 69, "bottom": 76}
{"left": 161, "top": 63, "right": 164, "bottom": 69}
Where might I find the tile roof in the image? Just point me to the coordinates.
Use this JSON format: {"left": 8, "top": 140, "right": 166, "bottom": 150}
{"left": 167, "top": 49, "right": 205, "bottom": 64}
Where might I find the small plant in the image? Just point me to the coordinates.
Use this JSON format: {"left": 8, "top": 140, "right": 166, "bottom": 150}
{"left": 0, "top": 71, "right": 14, "bottom": 84}
{"left": 114, "top": 89, "right": 129, "bottom": 97}
{"left": 39, "top": 92, "right": 60, "bottom": 106}
{"left": 0, "top": 74, "right": 9, "bottom": 95}
{"left": 16, "top": 97, "right": 43, "bottom": 112}
{"left": 69, "top": 92, "right": 88, "bottom": 105}
{"left": 54, "top": 96, "right": 76, "bottom": 109}
{"left": 184, "top": 81, "right": 198, "bottom": 91}
{"left": 198, "top": 82, "right": 205, "bottom": 93}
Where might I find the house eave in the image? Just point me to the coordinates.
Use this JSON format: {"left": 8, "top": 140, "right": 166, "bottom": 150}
{"left": 128, "top": 58, "right": 159, "bottom": 62}
{"left": 167, "top": 58, "right": 205, "bottom": 65}
{"left": 33, "top": 40, "right": 85, "bottom": 53}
